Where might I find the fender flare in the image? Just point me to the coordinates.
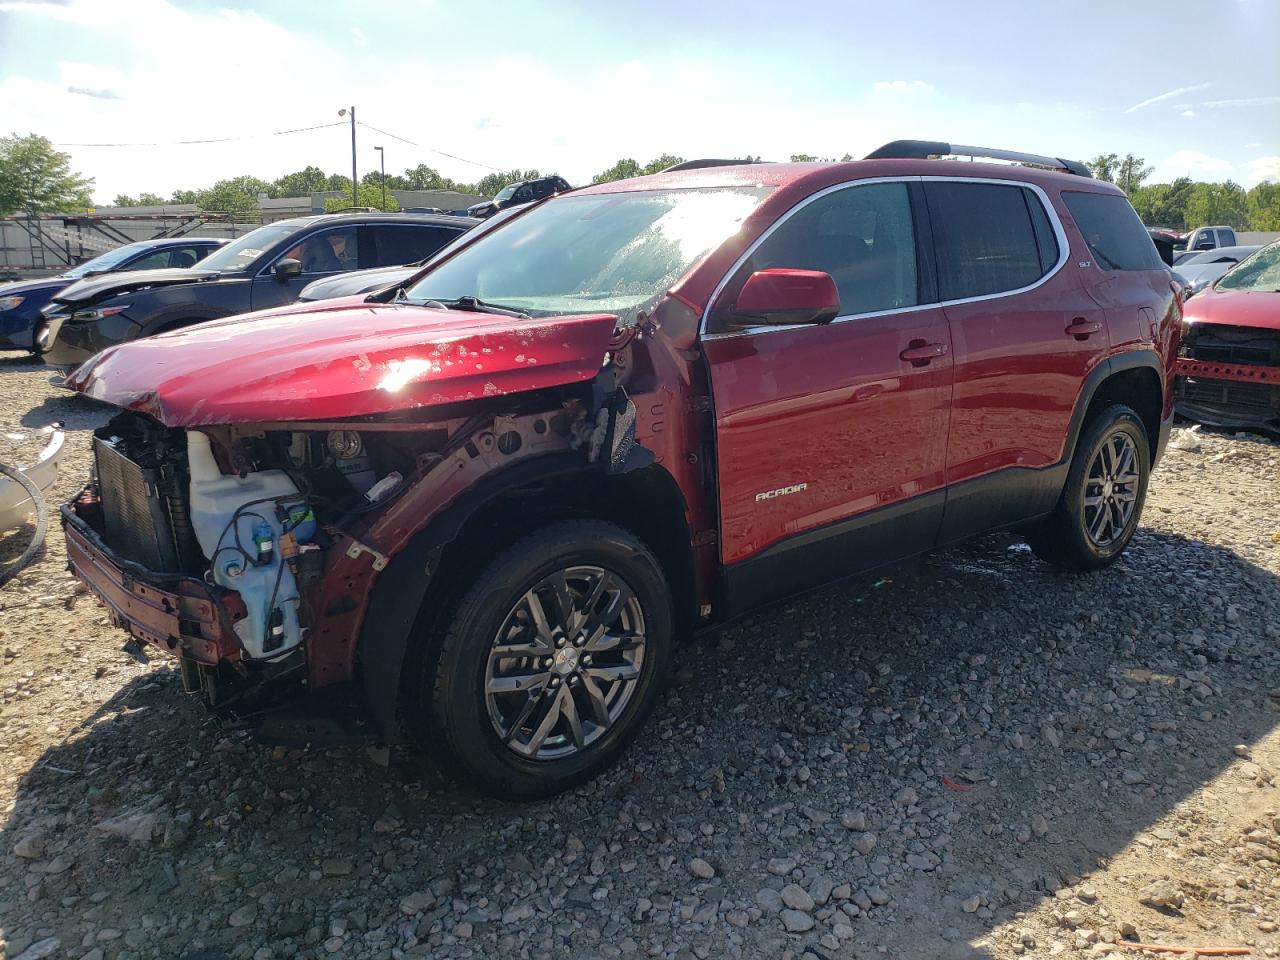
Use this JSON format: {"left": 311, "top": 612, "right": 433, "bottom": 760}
{"left": 356, "top": 452, "right": 596, "bottom": 740}
{"left": 1062, "top": 350, "right": 1165, "bottom": 463}
{"left": 138, "top": 306, "right": 233, "bottom": 338}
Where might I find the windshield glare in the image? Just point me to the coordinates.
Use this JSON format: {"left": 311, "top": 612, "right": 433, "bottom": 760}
{"left": 405, "top": 187, "right": 770, "bottom": 325}
{"left": 193, "top": 224, "right": 297, "bottom": 273}
{"left": 494, "top": 185, "right": 517, "bottom": 202}
{"left": 1216, "top": 242, "right": 1280, "bottom": 293}
{"left": 64, "top": 242, "right": 152, "bottom": 277}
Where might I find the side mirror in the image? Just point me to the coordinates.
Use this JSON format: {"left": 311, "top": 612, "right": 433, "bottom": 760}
{"left": 274, "top": 258, "right": 303, "bottom": 281}
{"left": 731, "top": 269, "right": 840, "bottom": 326}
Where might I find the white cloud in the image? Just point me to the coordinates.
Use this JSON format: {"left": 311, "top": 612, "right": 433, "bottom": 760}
{"left": 1247, "top": 155, "right": 1280, "bottom": 184}
{"left": 351, "top": 26, "right": 367, "bottom": 47}
{"left": 1180, "top": 109, "right": 1195, "bottom": 118}
{"left": 1196, "top": 95, "right": 1280, "bottom": 109}
{"left": 1124, "top": 83, "right": 1211, "bottom": 113}
{"left": 1164, "top": 150, "right": 1234, "bottom": 176}
{"left": 872, "top": 80, "right": 932, "bottom": 92}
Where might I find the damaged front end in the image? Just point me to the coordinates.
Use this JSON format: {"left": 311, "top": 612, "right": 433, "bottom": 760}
{"left": 1176, "top": 322, "right": 1280, "bottom": 433}
{"left": 65, "top": 388, "right": 646, "bottom": 734}
{"left": 61, "top": 304, "right": 642, "bottom": 737}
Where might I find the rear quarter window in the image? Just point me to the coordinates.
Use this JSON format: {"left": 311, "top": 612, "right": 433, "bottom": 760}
{"left": 1062, "top": 191, "right": 1164, "bottom": 271}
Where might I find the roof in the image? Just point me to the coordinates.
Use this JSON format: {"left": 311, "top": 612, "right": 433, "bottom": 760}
{"left": 257, "top": 212, "right": 481, "bottom": 230}
{"left": 576, "top": 158, "right": 1124, "bottom": 198}
{"left": 139, "top": 236, "right": 226, "bottom": 247}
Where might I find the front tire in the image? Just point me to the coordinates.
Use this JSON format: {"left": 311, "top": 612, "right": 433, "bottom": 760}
{"left": 418, "top": 520, "right": 674, "bottom": 799}
{"left": 1027, "top": 404, "right": 1151, "bottom": 571}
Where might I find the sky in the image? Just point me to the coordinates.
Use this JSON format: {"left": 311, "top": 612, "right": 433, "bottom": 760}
{"left": 0, "top": 0, "right": 1278, "bottom": 203}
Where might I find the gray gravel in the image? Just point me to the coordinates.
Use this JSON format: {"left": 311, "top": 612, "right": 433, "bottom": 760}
{"left": 2, "top": 356, "right": 1280, "bottom": 960}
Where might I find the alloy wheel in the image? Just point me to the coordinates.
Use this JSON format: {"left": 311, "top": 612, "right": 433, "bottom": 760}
{"left": 485, "top": 565, "right": 646, "bottom": 760}
{"left": 1083, "top": 431, "right": 1141, "bottom": 548}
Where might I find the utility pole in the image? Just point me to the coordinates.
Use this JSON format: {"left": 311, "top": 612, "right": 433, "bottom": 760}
{"left": 338, "top": 106, "right": 357, "bottom": 206}
{"left": 374, "top": 145, "right": 386, "bottom": 210}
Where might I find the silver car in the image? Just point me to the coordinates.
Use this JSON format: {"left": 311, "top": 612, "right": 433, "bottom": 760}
{"left": 1173, "top": 245, "right": 1261, "bottom": 298}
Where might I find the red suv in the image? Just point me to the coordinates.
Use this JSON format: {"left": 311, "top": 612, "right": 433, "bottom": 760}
{"left": 61, "top": 141, "right": 1179, "bottom": 798}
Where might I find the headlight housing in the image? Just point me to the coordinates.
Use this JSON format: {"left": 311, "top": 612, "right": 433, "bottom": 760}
{"left": 69, "top": 304, "right": 130, "bottom": 323}
{"left": 0, "top": 295, "right": 25, "bottom": 312}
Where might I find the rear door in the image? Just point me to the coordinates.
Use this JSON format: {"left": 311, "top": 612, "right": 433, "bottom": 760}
{"left": 702, "top": 179, "right": 953, "bottom": 608}
{"left": 926, "top": 179, "right": 1107, "bottom": 542}
{"left": 365, "top": 224, "right": 465, "bottom": 266}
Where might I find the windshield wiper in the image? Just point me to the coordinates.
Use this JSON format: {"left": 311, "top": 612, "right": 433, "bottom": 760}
{"left": 417, "top": 295, "right": 530, "bottom": 319}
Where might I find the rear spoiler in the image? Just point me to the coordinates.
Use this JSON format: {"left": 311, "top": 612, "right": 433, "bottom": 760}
{"left": 865, "top": 140, "right": 1092, "bottom": 178}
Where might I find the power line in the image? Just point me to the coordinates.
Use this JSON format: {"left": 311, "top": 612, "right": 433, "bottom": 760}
{"left": 56, "top": 121, "right": 348, "bottom": 148}
{"left": 356, "top": 120, "right": 505, "bottom": 173}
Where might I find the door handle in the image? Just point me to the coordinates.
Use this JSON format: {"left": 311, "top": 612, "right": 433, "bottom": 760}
{"left": 899, "top": 340, "right": 948, "bottom": 366}
{"left": 1065, "top": 318, "right": 1102, "bottom": 341}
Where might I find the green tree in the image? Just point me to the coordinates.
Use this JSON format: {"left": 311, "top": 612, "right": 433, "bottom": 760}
{"left": 1129, "top": 176, "right": 1196, "bottom": 229}
{"left": 111, "top": 192, "right": 165, "bottom": 207}
{"left": 323, "top": 181, "right": 399, "bottom": 212}
{"left": 641, "top": 154, "right": 684, "bottom": 174}
{"left": 1246, "top": 181, "right": 1280, "bottom": 231}
{"left": 1115, "top": 154, "right": 1153, "bottom": 195}
{"left": 592, "top": 158, "right": 642, "bottom": 183}
{"left": 402, "top": 164, "right": 457, "bottom": 191}
{"left": 1184, "top": 181, "right": 1248, "bottom": 229}
{"left": 790, "top": 153, "right": 819, "bottom": 162}
{"left": 1087, "top": 153, "right": 1119, "bottom": 182}
{"left": 272, "top": 165, "right": 330, "bottom": 197}
{"left": 0, "top": 133, "right": 94, "bottom": 215}
{"left": 193, "top": 175, "right": 273, "bottom": 218}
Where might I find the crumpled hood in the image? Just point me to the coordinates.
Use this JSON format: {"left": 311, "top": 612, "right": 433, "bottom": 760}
{"left": 1183, "top": 285, "right": 1280, "bottom": 332}
{"left": 53, "top": 267, "right": 221, "bottom": 306}
{"left": 64, "top": 299, "right": 619, "bottom": 426}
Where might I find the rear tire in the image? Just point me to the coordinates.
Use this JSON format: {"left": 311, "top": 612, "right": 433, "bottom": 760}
{"left": 1027, "top": 404, "right": 1150, "bottom": 571}
{"left": 415, "top": 520, "right": 674, "bottom": 800}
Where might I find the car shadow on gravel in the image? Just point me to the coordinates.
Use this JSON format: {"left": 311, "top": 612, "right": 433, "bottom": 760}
{"left": 2, "top": 527, "right": 1278, "bottom": 960}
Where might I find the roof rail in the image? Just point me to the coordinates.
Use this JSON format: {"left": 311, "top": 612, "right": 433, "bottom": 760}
{"left": 865, "top": 140, "right": 1092, "bottom": 178}
{"left": 662, "top": 159, "right": 769, "bottom": 172}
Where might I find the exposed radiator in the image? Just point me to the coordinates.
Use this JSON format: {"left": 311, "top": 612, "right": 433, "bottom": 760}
{"left": 93, "top": 434, "right": 200, "bottom": 572}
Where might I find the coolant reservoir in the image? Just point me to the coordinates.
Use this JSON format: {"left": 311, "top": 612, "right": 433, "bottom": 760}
{"left": 186, "top": 431, "right": 304, "bottom": 659}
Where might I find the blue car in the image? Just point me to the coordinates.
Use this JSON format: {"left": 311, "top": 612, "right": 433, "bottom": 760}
{"left": 0, "top": 237, "right": 225, "bottom": 353}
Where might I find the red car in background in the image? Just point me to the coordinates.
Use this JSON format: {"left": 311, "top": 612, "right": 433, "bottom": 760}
{"left": 1176, "top": 240, "right": 1280, "bottom": 433}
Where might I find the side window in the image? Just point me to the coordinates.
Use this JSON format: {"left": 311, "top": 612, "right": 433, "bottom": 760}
{"left": 278, "top": 228, "right": 360, "bottom": 274}
{"left": 717, "top": 181, "right": 918, "bottom": 320}
{"left": 123, "top": 249, "right": 172, "bottom": 270}
{"left": 926, "top": 182, "right": 1051, "bottom": 300}
{"left": 513, "top": 185, "right": 534, "bottom": 203}
{"left": 369, "top": 225, "right": 461, "bottom": 266}
{"left": 1217, "top": 229, "right": 1235, "bottom": 246}
{"left": 1024, "top": 188, "right": 1060, "bottom": 274}
{"left": 1061, "top": 191, "right": 1164, "bottom": 271}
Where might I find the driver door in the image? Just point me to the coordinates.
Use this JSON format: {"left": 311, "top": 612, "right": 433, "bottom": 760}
{"left": 251, "top": 225, "right": 363, "bottom": 309}
{"left": 701, "top": 180, "right": 953, "bottom": 611}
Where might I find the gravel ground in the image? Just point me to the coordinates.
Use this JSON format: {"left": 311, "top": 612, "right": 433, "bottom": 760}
{"left": 1, "top": 350, "right": 1279, "bottom": 960}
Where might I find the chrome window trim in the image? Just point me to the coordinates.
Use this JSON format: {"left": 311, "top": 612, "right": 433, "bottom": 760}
{"left": 699, "top": 174, "right": 1072, "bottom": 340}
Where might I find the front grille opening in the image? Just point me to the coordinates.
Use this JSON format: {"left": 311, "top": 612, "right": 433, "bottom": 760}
{"left": 1184, "top": 325, "right": 1280, "bottom": 368}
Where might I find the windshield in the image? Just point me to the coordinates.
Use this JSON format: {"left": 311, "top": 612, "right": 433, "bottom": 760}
{"left": 192, "top": 223, "right": 298, "bottom": 273}
{"left": 1215, "top": 241, "right": 1280, "bottom": 293}
{"left": 404, "top": 187, "right": 770, "bottom": 325}
{"left": 64, "top": 242, "right": 153, "bottom": 278}
{"left": 494, "top": 185, "right": 517, "bottom": 202}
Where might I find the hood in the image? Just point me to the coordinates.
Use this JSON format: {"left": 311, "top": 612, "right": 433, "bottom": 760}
{"left": 1183, "top": 285, "right": 1280, "bottom": 332}
{"left": 53, "top": 267, "right": 222, "bottom": 306}
{"left": 298, "top": 265, "right": 418, "bottom": 302}
{"left": 64, "top": 299, "right": 619, "bottom": 426}
{"left": 0, "top": 276, "right": 69, "bottom": 299}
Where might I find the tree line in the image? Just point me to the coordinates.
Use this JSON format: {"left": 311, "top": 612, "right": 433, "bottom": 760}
{"left": 1087, "top": 152, "right": 1279, "bottom": 231}
{"left": 3, "top": 133, "right": 1278, "bottom": 232}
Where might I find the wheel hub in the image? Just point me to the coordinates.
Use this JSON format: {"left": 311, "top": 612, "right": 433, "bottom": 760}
{"left": 552, "top": 645, "right": 581, "bottom": 675}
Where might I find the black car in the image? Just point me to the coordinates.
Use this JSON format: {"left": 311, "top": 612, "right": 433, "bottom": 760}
{"left": 465, "top": 175, "right": 571, "bottom": 219}
{"left": 41, "top": 213, "right": 475, "bottom": 366}
{"left": 0, "top": 237, "right": 225, "bottom": 353}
